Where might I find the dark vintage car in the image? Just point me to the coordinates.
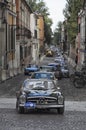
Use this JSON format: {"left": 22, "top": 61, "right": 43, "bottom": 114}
{"left": 40, "top": 65, "right": 57, "bottom": 72}
{"left": 31, "top": 71, "right": 55, "bottom": 80}
{"left": 48, "top": 63, "right": 62, "bottom": 79}
{"left": 24, "top": 64, "right": 40, "bottom": 75}
{"left": 16, "top": 79, "right": 64, "bottom": 114}
{"left": 60, "top": 65, "right": 69, "bottom": 78}
{"left": 45, "top": 50, "right": 54, "bottom": 57}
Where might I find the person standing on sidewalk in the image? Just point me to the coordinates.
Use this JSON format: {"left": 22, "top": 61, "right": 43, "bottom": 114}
{"left": 21, "top": 59, "right": 25, "bottom": 72}
{"left": 74, "top": 54, "right": 78, "bottom": 71}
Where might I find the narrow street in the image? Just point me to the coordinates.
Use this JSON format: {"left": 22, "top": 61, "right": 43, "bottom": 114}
{"left": 0, "top": 56, "right": 86, "bottom": 130}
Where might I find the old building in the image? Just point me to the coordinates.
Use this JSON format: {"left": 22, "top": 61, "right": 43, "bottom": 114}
{"left": 77, "top": 0, "right": 86, "bottom": 68}
{"left": 0, "top": 0, "right": 17, "bottom": 80}
{"left": 0, "top": 0, "right": 33, "bottom": 81}
{"left": 37, "top": 14, "right": 44, "bottom": 54}
{"left": 16, "top": 0, "right": 32, "bottom": 71}
{"left": 30, "top": 13, "right": 39, "bottom": 65}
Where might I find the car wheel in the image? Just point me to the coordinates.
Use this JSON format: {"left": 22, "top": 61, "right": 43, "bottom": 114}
{"left": 18, "top": 106, "right": 24, "bottom": 114}
{"left": 24, "top": 72, "right": 27, "bottom": 75}
{"left": 73, "top": 78, "right": 85, "bottom": 88}
{"left": 16, "top": 101, "right": 24, "bottom": 114}
{"left": 58, "top": 107, "right": 64, "bottom": 114}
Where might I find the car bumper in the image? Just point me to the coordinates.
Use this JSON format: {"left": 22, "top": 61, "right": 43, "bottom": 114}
{"left": 19, "top": 103, "right": 64, "bottom": 109}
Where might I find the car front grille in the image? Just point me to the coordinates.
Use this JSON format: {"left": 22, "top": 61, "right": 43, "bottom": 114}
{"left": 26, "top": 97, "right": 57, "bottom": 105}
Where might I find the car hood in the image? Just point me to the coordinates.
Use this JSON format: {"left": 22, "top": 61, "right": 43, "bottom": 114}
{"left": 24, "top": 89, "right": 61, "bottom": 97}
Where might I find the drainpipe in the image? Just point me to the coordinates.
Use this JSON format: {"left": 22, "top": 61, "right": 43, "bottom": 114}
{"left": 84, "top": 6, "right": 86, "bottom": 66}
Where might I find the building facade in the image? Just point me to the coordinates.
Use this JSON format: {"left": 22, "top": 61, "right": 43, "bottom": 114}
{"left": 0, "top": 0, "right": 17, "bottom": 80}
{"left": 16, "top": 0, "right": 32, "bottom": 70}
{"left": 30, "top": 13, "right": 39, "bottom": 65}
{"left": 37, "top": 15, "right": 44, "bottom": 54}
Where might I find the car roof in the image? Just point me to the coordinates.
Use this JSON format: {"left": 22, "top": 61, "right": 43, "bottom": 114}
{"left": 48, "top": 63, "right": 60, "bottom": 65}
{"left": 33, "top": 71, "right": 54, "bottom": 74}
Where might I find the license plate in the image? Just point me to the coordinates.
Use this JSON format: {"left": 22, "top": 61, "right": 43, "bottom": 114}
{"left": 24, "top": 102, "right": 36, "bottom": 108}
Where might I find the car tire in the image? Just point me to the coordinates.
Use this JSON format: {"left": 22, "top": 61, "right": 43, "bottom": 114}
{"left": 58, "top": 107, "right": 64, "bottom": 114}
{"left": 24, "top": 72, "right": 27, "bottom": 75}
{"left": 18, "top": 107, "right": 24, "bottom": 114}
{"left": 73, "top": 78, "right": 85, "bottom": 88}
{"left": 16, "top": 101, "right": 24, "bottom": 114}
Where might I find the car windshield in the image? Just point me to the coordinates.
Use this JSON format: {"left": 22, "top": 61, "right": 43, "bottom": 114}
{"left": 32, "top": 73, "right": 54, "bottom": 79}
{"left": 23, "top": 80, "right": 55, "bottom": 90}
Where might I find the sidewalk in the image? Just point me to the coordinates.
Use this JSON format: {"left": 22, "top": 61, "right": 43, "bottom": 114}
{"left": 0, "top": 54, "right": 45, "bottom": 83}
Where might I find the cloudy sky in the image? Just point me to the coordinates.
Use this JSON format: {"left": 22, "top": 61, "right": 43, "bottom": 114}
{"left": 43, "top": 0, "right": 67, "bottom": 31}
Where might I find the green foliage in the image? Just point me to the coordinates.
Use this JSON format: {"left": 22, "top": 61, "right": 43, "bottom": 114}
{"left": 63, "top": 0, "right": 84, "bottom": 46}
{"left": 53, "top": 0, "right": 84, "bottom": 46}
{"left": 53, "top": 21, "right": 62, "bottom": 45}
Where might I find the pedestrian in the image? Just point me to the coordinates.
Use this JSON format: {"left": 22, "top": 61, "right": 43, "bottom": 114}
{"left": 75, "top": 55, "right": 78, "bottom": 65}
{"left": 22, "top": 59, "right": 25, "bottom": 67}
{"left": 21, "top": 59, "right": 25, "bottom": 72}
{"left": 74, "top": 55, "right": 78, "bottom": 71}
{"left": 39, "top": 53, "right": 41, "bottom": 59}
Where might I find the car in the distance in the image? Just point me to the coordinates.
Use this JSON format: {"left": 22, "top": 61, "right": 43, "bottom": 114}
{"left": 45, "top": 50, "right": 54, "bottom": 57}
{"left": 16, "top": 79, "right": 64, "bottom": 114}
{"left": 60, "top": 65, "right": 69, "bottom": 78}
{"left": 31, "top": 71, "right": 55, "bottom": 79}
{"left": 40, "top": 65, "right": 57, "bottom": 72}
{"left": 24, "top": 64, "right": 40, "bottom": 75}
{"left": 48, "top": 63, "right": 62, "bottom": 79}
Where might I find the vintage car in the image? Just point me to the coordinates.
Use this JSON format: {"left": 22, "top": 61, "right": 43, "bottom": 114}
{"left": 24, "top": 64, "right": 40, "bottom": 75}
{"left": 31, "top": 71, "right": 55, "bottom": 79}
{"left": 48, "top": 63, "right": 62, "bottom": 79}
{"left": 60, "top": 65, "right": 69, "bottom": 78}
{"left": 40, "top": 65, "right": 57, "bottom": 72}
{"left": 16, "top": 79, "right": 64, "bottom": 114}
{"left": 45, "top": 50, "right": 54, "bottom": 57}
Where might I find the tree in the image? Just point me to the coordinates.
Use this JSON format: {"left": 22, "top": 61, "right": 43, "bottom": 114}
{"left": 63, "top": 0, "right": 84, "bottom": 46}
{"left": 53, "top": 21, "right": 62, "bottom": 45}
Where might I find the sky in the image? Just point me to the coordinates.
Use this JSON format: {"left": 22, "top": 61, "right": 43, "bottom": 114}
{"left": 43, "top": 0, "right": 67, "bottom": 32}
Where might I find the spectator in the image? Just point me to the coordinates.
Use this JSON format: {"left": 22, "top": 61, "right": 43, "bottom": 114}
{"left": 22, "top": 59, "right": 25, "bottom": 67}
{"left": 75, "top": 55, "right": 78, "bottom": 65}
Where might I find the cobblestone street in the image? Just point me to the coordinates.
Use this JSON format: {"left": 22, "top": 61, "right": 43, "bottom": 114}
{"left": 0, "top": 56, "right": 86, "bottom": 130}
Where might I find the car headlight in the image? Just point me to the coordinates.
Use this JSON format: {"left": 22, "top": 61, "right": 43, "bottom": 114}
{"left": 19, "top": 95, "right": 26, "bottom": 104}
{"left": 58, "top": 95, "right": 64, "bottom": 104}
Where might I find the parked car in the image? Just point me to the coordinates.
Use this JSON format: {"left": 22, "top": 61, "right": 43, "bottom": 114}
{"left": 60, "top": 65, "right": 69, "bottom": 78}
{"left": 16, "top": 79, "right": 64, "bottom": 114}
{"left": 31, "top": 71, "right": 55, "bottom": 80}
{"left": 45, "top": 50, "right": 54, "bottom": 57}
{"left": 24, "top": 64, "right": 40, "bottom": 75}
{"left": 54, "top": 58, "right": 65, "bottom": 66}
{"left": 48, "top": 63, "right": 62, "bottom": 79}
{"left": 40, "top": 65, "right": 57, "bottom": 72}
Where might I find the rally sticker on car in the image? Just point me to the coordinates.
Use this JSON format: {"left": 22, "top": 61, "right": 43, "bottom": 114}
{"left": 24, "top": 102, "right": 36, "bottom": 108}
